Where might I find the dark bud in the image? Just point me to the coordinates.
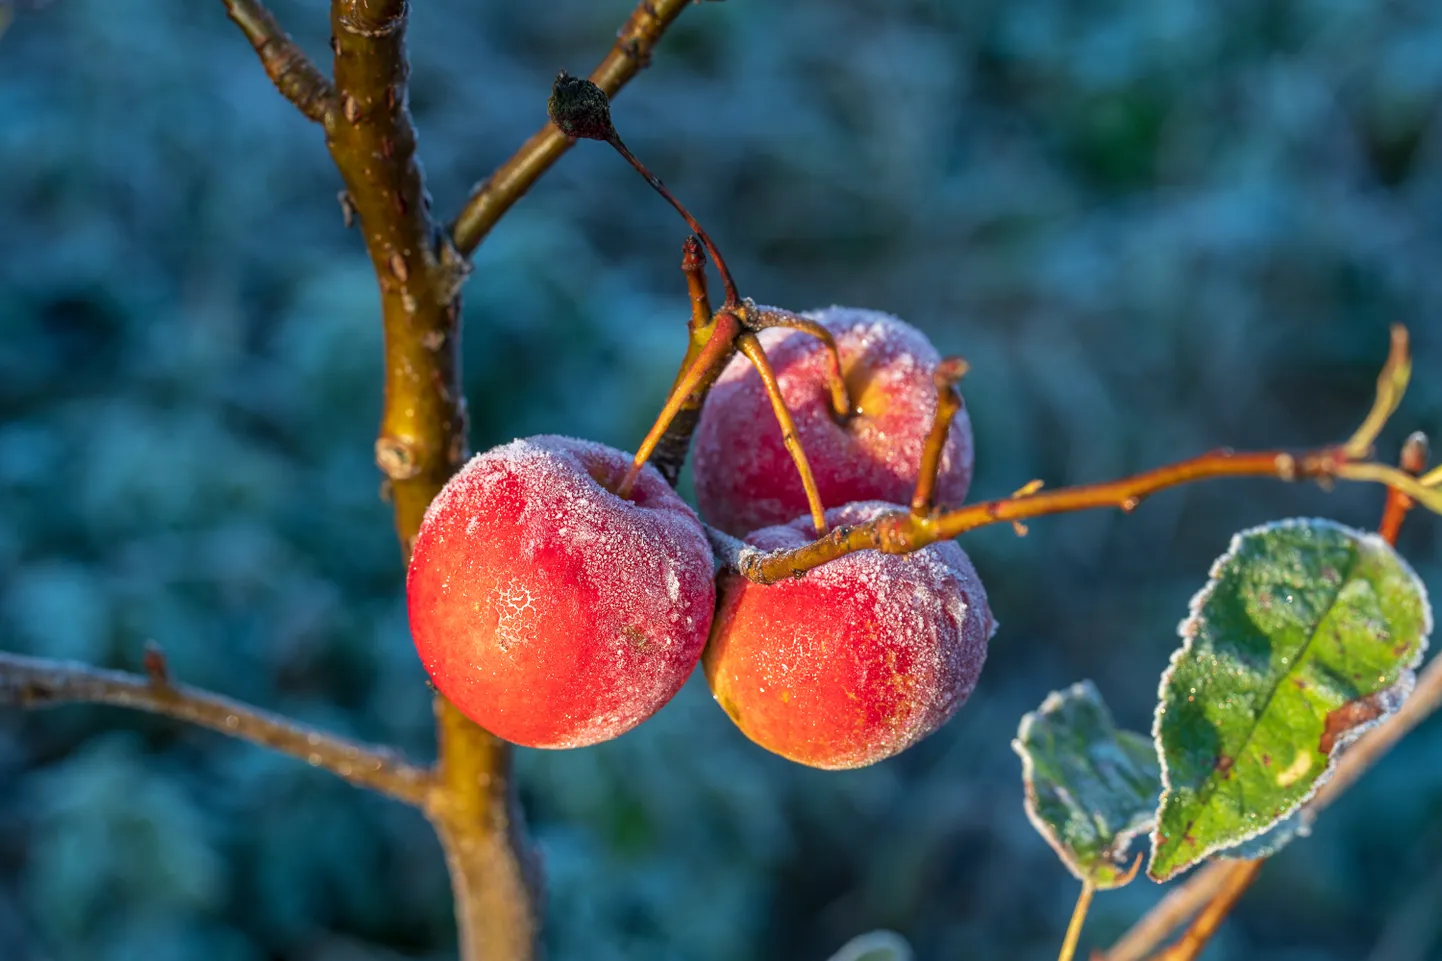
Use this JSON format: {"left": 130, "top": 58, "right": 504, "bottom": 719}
{"left": 548, "top": 70, "right": 615, "bottom": 141}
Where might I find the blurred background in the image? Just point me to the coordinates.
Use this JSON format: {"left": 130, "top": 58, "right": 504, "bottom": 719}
{"left": 3, "top": 0, "right": 1442, "bottom": 958}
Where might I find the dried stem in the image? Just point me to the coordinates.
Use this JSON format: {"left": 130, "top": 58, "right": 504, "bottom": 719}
{"left": 605, "top": 133, "right": 740, "bottom": 306}
{"left": 322, "top": 2, "right": 540, "bottom": 958}
{"left": 450, "top": 0, "right": 696, "bottom": 256}
{"left": 1059, "top": 881, "right": 1096, "bottom": 961}
{"left": 221, "top": 0, "right": 336, "bottom": 123}
{"left": 737, "top": 331, "right": 830, "bottom": 535}
{"left": 0, "top": 650, "right": 431, "bottom": 806}
{"left": 911, "top": 356, "right": 969, "bottom": 515}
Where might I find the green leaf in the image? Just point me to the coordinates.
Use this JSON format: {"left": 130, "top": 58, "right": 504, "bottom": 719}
{"left": 1216, "top": 810, "right": 1309, "bottom": 861}
{"left": 1150, "top": 518, "right": 1431, "bottom": 881}
{"left": 825, "top": 931, "right": 912, "bottom": 961}
{"left": 1015, "top": 680, "right": 1162, "bottom": 888}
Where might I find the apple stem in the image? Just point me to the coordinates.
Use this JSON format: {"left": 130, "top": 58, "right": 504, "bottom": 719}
{"left": 736, "top": 331, "right": 830, "bottom": 537}
{"left": 910, "top": 356, "right": 970, "bottom": 516}
{"left": 618, "top": 309, "right": 744, "bottom": 499}
{"left": 748, "top": 306, "right": 853, "bottom": 421}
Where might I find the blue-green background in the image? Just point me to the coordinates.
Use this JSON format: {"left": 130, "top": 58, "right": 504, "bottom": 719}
{"left": 3, "top": 1, "right": 1442, "bottom": 959}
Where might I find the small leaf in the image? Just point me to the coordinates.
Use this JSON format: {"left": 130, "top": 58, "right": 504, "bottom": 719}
{"left": 825, "top": 931, "right": 913, "bottom": 961}
{"left": 1150, "top": 518, "right": 1431, "bottom": 881}
{"left": 1015, "top": 681, "right": 1162, "bottom": 888}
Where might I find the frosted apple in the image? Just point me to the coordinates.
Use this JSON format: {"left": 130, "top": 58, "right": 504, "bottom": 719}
{"left": 407, "top": 435, "right": 715, "bottom": 749}
{"left": 705, "top": 502, "right": 995, "bottom": 769}
{"left": 693, "top": 307, "right": 975, "bottom": 536}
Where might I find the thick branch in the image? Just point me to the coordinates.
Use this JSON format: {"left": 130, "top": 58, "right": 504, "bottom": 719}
{"left": 450, "top": 0, "right": 695, "bottom": 256}
{"left": 1150, "top": 860, "right": 1263, "bottom": 961}
{"left": 222, "top": 0, "right": 336, "bottom": 123}
{"left": 326, "top": 3, "right": 541, "bottom": 959}
{"left": 0, "top": 650, "right": 431, "bottom": 806}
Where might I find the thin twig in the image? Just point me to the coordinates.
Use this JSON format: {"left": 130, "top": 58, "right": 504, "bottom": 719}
{"left": 451, "top": 0, "right": 696, "bottom": 256}
{"left": 1099, "top": 863, "right": 1236, "bottom": 961}
{"left": 221, "top": 0, "right": 336, "bottom": 123}
{"left": 736, "top": 446, "right": 1414, "bottom": 584}
{"left": 0, "top": 650, "right": 431, "bottom": 806}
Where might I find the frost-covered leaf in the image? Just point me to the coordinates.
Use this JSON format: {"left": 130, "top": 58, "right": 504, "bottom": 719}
{"left": 1150, "top": 519, "right": 1431, "bottom": 881}
{"left": 825, "top": 931, "right": 912, "bottom": 961}
{"left": 1015, "top": 681, "right": 1161, "bottom": 888}
{"left": 1216, "top": 809, "right": 1310, "bottom": 861}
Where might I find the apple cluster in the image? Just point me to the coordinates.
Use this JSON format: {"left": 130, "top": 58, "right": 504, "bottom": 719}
{"left": 407, "top": 307, "right": 996, "bottom": 769}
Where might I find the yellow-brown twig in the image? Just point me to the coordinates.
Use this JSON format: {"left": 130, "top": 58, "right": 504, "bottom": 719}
{"left": 1150, "top": 860, "right": 1264, "bottom": 961}
{"left": 221, "top": 0, "right": 335, "bottom": 123}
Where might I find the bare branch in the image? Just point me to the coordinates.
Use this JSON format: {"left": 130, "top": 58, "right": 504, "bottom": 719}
{"left": 221, "top": 0, "right": 335, "bottom": 123}
{"left": 0, "top": 650, "right": 432, "bottom": 806}
{"left": 1149, "top": 860, "right": 1264, "bottom": 961}
{"left": 450, "top": 0, "right": 697, "bottom": 256}
{"left": 1099, "top": 862, "right": 1236, "bottom": 961}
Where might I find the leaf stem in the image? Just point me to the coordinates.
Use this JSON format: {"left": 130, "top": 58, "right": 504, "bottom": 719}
{"left": 1058, "top": 881, "right": 1095, "bottom": 961}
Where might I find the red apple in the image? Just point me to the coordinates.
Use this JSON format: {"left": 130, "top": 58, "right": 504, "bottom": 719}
{"left": 692, "top": 307, "right": 975, "bottom": 536}
{"left": 407, "top": 435, "right": 716, "bottom": 749}
{"left": 704, "top": 502, "right": 995, "bottom": 769}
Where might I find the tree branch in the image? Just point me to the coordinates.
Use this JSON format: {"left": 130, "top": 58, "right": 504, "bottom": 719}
{"left": 324, "top": 3, "right": 541, "bottom": 959}
{"left": 450, "top": 0, "right": 697, "bottom": 256}
{"left": 222, "top": 0, "right": 336, "bottom": 123}
{"left": 0, "top": 650, "right": 432, "bottom": 807}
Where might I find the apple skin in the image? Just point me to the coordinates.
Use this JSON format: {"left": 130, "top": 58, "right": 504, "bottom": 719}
{"left": 704, "top": 502, "right": 996, "bottom": 769}
{"left": 692, "top": 306, "right": 975, "bottom": 536}
{"left": 407, "top": 435, "right": 715, "bottom": 749}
